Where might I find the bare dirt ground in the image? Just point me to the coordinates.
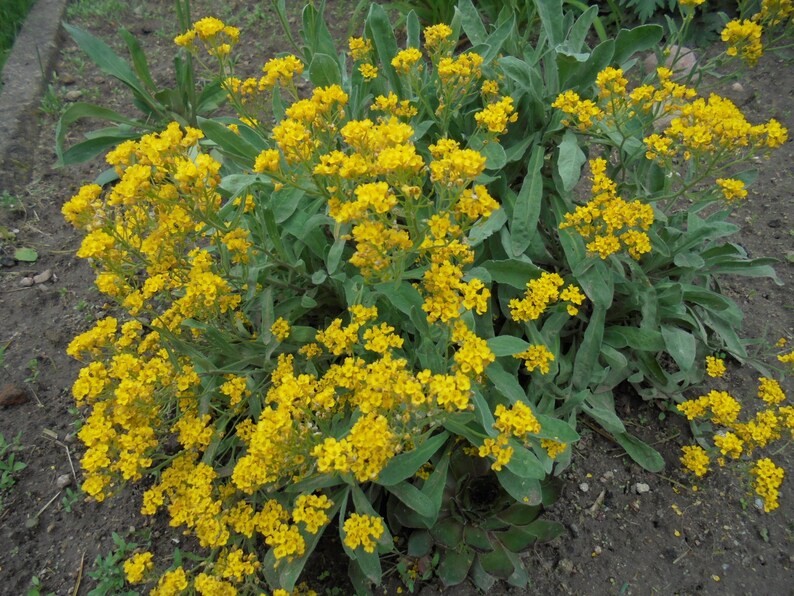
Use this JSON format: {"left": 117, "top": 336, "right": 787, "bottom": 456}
{"left": 0, "top": 1, "right": 791, "bottom": 594}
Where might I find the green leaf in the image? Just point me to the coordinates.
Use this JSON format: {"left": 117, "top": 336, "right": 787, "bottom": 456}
{"left": 457, "top": 0, "right": 487, "bottom": 45}
{"left": 661, "top": 325, "right": 696, "bottom": 372}
{"left": 63, "top": 23, "right": 158, "bottom": 113}
{"left": 496, "top": 525, "right": 539, "bottom": 553}
{"left": 55, "top": 102, "right": 146, "bottom": 165}
{"left": 387, "top": 482, "right": 436, "bottom": 519}
{"left": 366, "top": 4, "right": 401, "bottom": 93}
{"left": 487, "top": 336, "right": 530, "bottom": 357}
{"left": 486, "top": 362, "right": 526, "bottom": 404}
{"left": 198, "top": 116, "right": 259, "bottom": 163}
{"left": 556, "top": 130, "right": 586, "bottom": 193}
{"left": 563, "top": 39, "right": 615, "bottom": 90}
{"left": 573, "top": 305, "right": 605, "bottom": 390}
{"left": 603, "top": 326, "right": 665, "bottom": 351}
{"left": 496, "top": 468, "right": 543, "bottom": 505}
{"left": 469, "top": 208, "right": 507, "bottom": 247}
{"left": 481, "top": 141, "right": 507, "bottom": 169}
{"left": 431, "top": 518, "right": 463, "bottom": 549}
{"left": 437, "top": 546, "right": 474, "bottom": 587}
{"left": 376, "top": 432, "right": 449, "bottom": 486}
{"left": 482, "top": 15, "right": 516, "bottom": 65}
{"left": 614, "top": 432, "right": 665, "bottom": 472}
{"left": 613, "top": 25, "right": 665, "bottom": 66}
{"left": 510, "top": 145, "right": 545, "bottom": 257}
{"left": 583, "top": 391, "right": 626, "bottom": 434}
{"left": 464, "top": 526, "right": 495, "bottom": 552}
{"left": 119, "top": 29, "right": 156, "bottom": 90}
{"left": 535, "top": 0, "right": 564, "bottom": 46}
{"left": 406, "top": 11, "right": 421, "bottom": 48}
{"left": 505, "top": 442, "right": 547, "bottom": 479}
{"left": 301, "top": 3, "right": 337, "bottom": 60}
{"left": 408, "top": 530, "right": 432, "bottom": 557}
{"left": 479, "top": 542, "right": 516, "bottom": 578}
{"left": 308, "top": 52, "right": 342, "bottom": 87}
{"left": 534, "top": 414, "right": 580, "bottom": 443}
{"left": 481, "top": 259, "right": 542, "bottom": 289}
{"left": 14, "top": 248, "right": 38, "bottom": 262}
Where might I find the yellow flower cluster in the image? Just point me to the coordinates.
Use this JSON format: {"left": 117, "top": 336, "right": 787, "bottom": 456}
{"left": 479, "top": 401, "right": 544, "bottom": 470}
{"left": 551, "top": 90, "right": 603, "bottom": 130}
{"left": 541, "top": 438, "right": 568, "bottom": 460}
{"left": 751, "top": 458, "right": 785, "bottom": 512}
{"left": 716, "top": 178, "right": 748, "bottom": 202}
{"left": 680, "top": 445, "right": 710, "bottom": 476}
{"left": 514, "top": 344, "right": 555, "bottom": 374}
{"left": 509, "top": 271, "right": 585, "bottom": 322}
{"left": 343, "top": 513, "right": 385, "bottom": 553}
{"left": 174, "top": 17, "right": 240, "bottom": 59}
{"left": 124, "top": 551, "right": 154, "bottom": 584}
{"left": 475, "top": 96, "right": 518, "bottom": 135}
{"left": 679, "top": 377, "right": 791, "bottom": 511}
{"left": 560, "top": 158, "right": 654, "bottom": 260}
{"left": 706, "top": 355, "right": 726, "bottom": 378}
{"left": 756, "top": 0, "right": 794, "bottom": 26}
{"left": 721, "top": 19, "right": 764, "bottom": 66}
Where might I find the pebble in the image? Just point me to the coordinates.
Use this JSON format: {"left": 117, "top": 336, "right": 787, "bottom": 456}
{"left": 0, "top": 384, "right": 29, "bottom": 407}
{"left": 56, "top": 474, "right": 72, "bottom": 489}
{"left": 64, "top": 90, "right": 83, "bottom": 102}
{"left": 634, "top": 482, "right": 651, "bottom": 494}
{"left": 32, "top": 269, "right": 52, "bottom": 284}
{"left": 643, "top": 45, "right": 697, "bottom": 76}
{"left": 557, "top": 558, "right": 575, "bottom": 574}
{"left": 60, "top": 73, "right": 76, "bottom": 85}
{"left": 579, "top": 482, "right": 590, "bottom": 493}
{"left": 731, "top": 82, "right": 744, "bottom": 93}
{"left": 602, "top": 470, "right": 614, "bottom": 481}
{"left": 19, "top": 276, "right": 34, "bottom": 287}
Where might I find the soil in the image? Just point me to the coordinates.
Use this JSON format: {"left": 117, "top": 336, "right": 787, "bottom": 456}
{"left": 0, "top": 1, "right": 791, "bottom": 594}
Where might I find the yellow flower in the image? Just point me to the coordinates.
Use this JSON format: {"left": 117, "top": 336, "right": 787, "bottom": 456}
{"left": 359, "top": 63, "right": 379, "bottom": 81}
{"left": 706, "top": 356, "right": 726, "bottom": 378}
{"left": 713, "top": 432, "right": 743, "bottom": 459}
{"left": 391, "top": 48, "right": 422, "bottom": 73}
{"left": 716, "top": 178, "right": 748, "bottom": 202}
{"left": 721, "top": 19, "right": 764, "bottom": 66}
{"left": 271, "top": 317, "right": 291, "bottom": 341}
{"left": 343, "top": 513, "right": 385, "bottom": 553}
{"left": 751, "top": 458, "right": 784, "bottom": 512}
{"left": 541, "top": 438, "right": 568, "bottom": 460}
{"left": 424, "top": 23, "right": 454, "bottom": 51}
{"left": 758, "top": 377, "right": 786, "bottom": 405}
{"left": 681, "top": 445, "right": 710, "bottom": 477}
{"left": 514, "top": 344, "right": 555, "bottom": 374}
{"left": 123, "top": 551, "right": 154, "bottom": 584}
{"left": 348, "top": 36, "right": 372, "bottom": 61}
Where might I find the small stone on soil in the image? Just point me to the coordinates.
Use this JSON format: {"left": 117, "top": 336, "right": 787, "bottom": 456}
{"left": 64, "top": 90, "right": 82, "bottom": 102}
{"left": 0, "top": 384, "right": 29, "bottom": 407}
{"left": 579, "top": 482, "right": 589, "bottom": 493}
{"left": 32, "top": 269, "right": 52, "bottom": 284}
{"left": 19, "top": 277, "right": 34, "bottom": 287}
{"left": 557, "top": 558, "right": 575, "bottom": 574}
{"left": 56, "top": 474, "right": 72, "bottom": 489}
{"left": 634, "top": 482, "right": 651, "bottom": 494}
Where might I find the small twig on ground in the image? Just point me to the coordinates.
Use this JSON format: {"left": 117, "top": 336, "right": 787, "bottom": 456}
{"left": 673, "top": 547, "right": 691, "bottom": 565}
{"left": 72, "top": 551, "right": 85, "bottom": 596}
{"left": 34, "top": 490, "right": 62, "bottom": 519}
{"left": 42, "top": 430, "right": 79, "bottom": 483}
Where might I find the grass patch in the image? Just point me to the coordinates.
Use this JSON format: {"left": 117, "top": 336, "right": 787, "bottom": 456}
{"left": 0, "top": 0, "right": 37, "bottom": 76}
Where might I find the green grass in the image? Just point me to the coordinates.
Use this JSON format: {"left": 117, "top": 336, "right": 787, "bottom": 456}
{"left": 65, "top": 0, "right": 125, "bottom": 21}
{"left": 0, "top": 0, "right": 37, "bottom": 74}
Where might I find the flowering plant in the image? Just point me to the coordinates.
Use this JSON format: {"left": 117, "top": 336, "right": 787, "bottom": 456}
{"left": 61, "top": 0, "right": 789, "bottom": 592}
